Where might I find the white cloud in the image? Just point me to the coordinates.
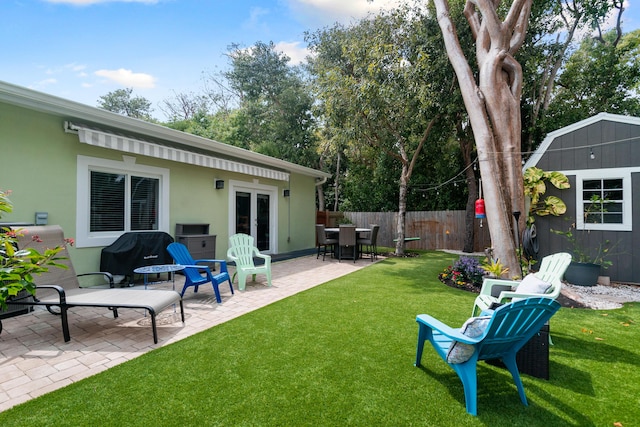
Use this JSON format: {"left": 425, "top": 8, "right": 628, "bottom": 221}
{"left": 288, "top": 0, "right": 403, "bottom": 25}
{"left": 274, "top": 41, "right": 310, "bottom": 65}
{"left": 46, "top": 63, "right": 87, "bottom": 76}
{"left": 94, "top": 68, "right": 157, "bottom": 88}
{"left": 243, "top": 6, "right": 270, "bottom": 29}
{"left": 32, "top": 78, "right": 58, "bottom": 88}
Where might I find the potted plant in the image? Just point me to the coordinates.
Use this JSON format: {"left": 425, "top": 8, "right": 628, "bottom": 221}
{"left": 0, "top": 190, "right": 70, "bottom": 331}
{"left": 551, "top": 196, "right": 616, "bottom": 286}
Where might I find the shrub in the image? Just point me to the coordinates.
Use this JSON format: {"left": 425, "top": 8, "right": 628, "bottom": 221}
{"left": 440, "top": 256, "right": 484, "bottom": 287}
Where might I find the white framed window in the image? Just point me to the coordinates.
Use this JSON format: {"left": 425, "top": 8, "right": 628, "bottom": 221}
{"left": 574, "top": 169, "right": 632, "bottom": 231}
{"left": 76, "top": 155, "right": 170, "bottom": 247}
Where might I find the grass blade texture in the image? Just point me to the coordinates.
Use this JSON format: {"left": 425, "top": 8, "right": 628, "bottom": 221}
{"left": 1, "top": 251, "right": 638, "bottom": 426}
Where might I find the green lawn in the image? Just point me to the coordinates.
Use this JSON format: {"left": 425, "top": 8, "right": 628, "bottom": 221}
{"left": 1, "top": 251, "right": 638, "bottom": 426}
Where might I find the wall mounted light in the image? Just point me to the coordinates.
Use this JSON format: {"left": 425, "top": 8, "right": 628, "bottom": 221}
{"left": 283, "top": 189, "right": 290, "bottom": 197}
{"left": 215, "top": 179, "right": 225, "bottom": 190}
{"left": 590, "top": 148, "right": 595, "bottom": 160}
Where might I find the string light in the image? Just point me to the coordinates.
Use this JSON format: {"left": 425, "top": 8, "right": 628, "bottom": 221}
{"left": 413, "top": 134, "right": 639, "bottom": 192}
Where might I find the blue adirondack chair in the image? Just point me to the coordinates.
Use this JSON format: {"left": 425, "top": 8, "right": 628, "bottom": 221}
{"left": 166, "top": 242, "right": 234, "bottom": 304}
{"left": 414, "top": 298, "right": 561, "bottom": 416}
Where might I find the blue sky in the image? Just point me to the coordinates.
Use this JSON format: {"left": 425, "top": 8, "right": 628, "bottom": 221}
{"left": 2, "top": 0, "right": 639, "bottom": 120}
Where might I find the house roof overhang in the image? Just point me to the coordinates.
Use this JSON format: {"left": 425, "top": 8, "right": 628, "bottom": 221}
{"left": 0, "top": 80, "right": 332, "bottom": 181}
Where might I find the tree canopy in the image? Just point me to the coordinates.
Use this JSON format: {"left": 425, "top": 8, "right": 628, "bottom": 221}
{"left": 97, "top": 88, "right": 153, "bottom": 120}
{"left": 307, "top": 3, "right": 469, "bottom": 253}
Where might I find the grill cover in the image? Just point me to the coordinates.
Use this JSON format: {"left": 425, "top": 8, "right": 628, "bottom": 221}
{"left": 100, "top": 232, "right": 174, "bottom": 278}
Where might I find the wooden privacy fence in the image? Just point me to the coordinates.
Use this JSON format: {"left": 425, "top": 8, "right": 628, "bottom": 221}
{"left": 317, "top": 211, "right": 491, "bottom": 253}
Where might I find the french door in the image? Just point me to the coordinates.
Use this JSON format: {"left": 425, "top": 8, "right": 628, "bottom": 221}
{"left": 229, "top": 181, "right": 277, "bottom": 253}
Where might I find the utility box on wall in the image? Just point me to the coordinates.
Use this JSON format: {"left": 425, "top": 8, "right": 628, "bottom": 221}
{"left": 175, "top": 223, "right": 216, "bottom": 268}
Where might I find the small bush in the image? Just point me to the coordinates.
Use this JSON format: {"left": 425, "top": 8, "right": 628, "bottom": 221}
{"left": 439, "top": 256, "right": 484, "bottom": 287}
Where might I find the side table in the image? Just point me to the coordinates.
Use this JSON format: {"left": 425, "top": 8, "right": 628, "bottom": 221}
{"left": 134, "top": 264, "right": 185, "bottom": 291}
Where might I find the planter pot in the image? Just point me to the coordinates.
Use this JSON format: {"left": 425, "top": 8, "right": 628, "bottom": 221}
{"left": 564, "top": 261, "right": 601, "bottom": 287}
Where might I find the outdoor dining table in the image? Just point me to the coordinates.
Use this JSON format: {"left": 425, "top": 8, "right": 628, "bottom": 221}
{"left": 324, "top": 227, "right": 371, "bottom": 260}
{"left": 324, "top": 227, "right": 371, "bottom": 234}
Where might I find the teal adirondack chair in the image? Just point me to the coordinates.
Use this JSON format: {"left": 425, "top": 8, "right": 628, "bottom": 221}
{"left": 415, "top": 298, "right": 562, "bottom": 416}
{"left": 226, "top": 233, "right": 272, "bottom": 291}
{"left": 167, "top": 242, "right": 234, "bottom": 303}
{"left": 472, "top": 252, "right": 571, "bottom": 316}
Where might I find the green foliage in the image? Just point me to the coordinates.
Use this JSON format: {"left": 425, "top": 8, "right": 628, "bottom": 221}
{"left": 552, "top": 225, "right": 615, "bottom": 268}
{"left": 519, "top": 1, "right": 632, "bottom": 149}
{"left": 552, "top": 196, "right": 618, "bottom": 268}
{"left": 523, "top": 166, "right": 569, "bottom": 225}
{"left": 440, "top": 256, "right": 485, "bottom": 286}
{"left": 165, "top": 110, "right": 241, "bottom": 148}
{"left": 544, "top": 28, "right": 640, "bottom": 132}
{"left": 223, "top": 41, "right": 319, "bottom": 168}
{"left": 0, "top": 190, "right": 69, "bottom": 309}
{"left": 306, "top": 3, "right": 468, "bottom": 212}
{"left": 97, "top": 88, "right": 153, "bottom": 120}
{"left": 480, "top": 258, "right": 510, "bottom": 279}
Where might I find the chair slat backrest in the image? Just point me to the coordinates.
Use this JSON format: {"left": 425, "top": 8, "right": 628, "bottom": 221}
{"left": 338, "top": 225, "right": 356, "bottom": 247}
{"left": 532, "top": 252, "right": 572, "bottom": 298}
{"left": 369, "top": 225, "right": 380, "bottom": 244}
{"left": 316, "top": 224, "right": 328, "bottom": 245}
{"left": 476, "top": 298, "right": 560, "bottom": 360}
{"left": 228, "top": 233, "right": 257, "bottom": 268}
{"left": 167, "top": 242, "right": 207, "bottom": 283}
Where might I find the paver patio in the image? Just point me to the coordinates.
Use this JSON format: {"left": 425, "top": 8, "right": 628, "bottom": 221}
{"left": 0, "top": 255, "right": 378, "bottom": 412}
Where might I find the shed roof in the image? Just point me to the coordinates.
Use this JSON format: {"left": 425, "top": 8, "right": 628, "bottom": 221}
{"left": 523, "top": 112, "right": 640, "bottom": 171}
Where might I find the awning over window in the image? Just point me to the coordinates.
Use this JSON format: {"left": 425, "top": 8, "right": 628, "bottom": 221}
{"left": 69, "top": 123, "right": 290, "bottom": 181}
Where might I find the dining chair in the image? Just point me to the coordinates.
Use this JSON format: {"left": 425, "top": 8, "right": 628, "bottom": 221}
{"left": 316, "top": 224, "right": 337, "bottom": 261}
{"left": 338, "top": 224, "right": 357, "bottom": 263}
{"left": 357, "top": 224, "right": 379, "bottom": 261}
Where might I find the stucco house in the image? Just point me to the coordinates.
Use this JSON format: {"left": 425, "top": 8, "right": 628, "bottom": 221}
{"left": 0, "top": 80, "right": 330, "bottom": 274}
{"left": 523, "top": 112, "right": 640, "bottom": 284}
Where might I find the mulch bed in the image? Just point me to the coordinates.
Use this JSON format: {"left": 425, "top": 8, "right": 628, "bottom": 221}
{"left": 439, "top": 277, "right": 589, "bottom": 309}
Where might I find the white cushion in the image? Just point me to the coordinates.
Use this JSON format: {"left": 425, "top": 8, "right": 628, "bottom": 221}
{"left": 446, "top": 316, "right": 491, "bottom": 364}
{"left": 515, "top": 273, "right": 552, "bottom": 295}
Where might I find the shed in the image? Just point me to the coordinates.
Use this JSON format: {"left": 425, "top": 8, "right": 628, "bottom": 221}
{"left": 523, "top": 112, "right": 640, "bottom": 284}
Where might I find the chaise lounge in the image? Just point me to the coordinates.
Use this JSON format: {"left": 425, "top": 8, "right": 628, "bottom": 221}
{"left": 2, "top": 225, "right": 184, "bottom": 344}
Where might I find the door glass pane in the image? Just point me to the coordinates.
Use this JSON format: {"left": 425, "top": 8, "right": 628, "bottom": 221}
{"left": 131, "top": 176, "right": 159, "bottom": 231}
{"left": 256, "top": 193, "right": 270, "bottom": 251}
{"left": 236, "top": 192, "right": 251, "bottom": 235}
{"left": 90, "top": 171, "right": 124, "bottom": 232}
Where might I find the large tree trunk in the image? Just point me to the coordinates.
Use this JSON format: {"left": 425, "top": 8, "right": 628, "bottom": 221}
{"left": 316, "top": 155, "right": 326, "bottom": 211}
{"left": 395, "top": 164, "right": 409, "bottom": 256}
{"left": 333, "top": 152, "right": 341, "bottom": 212}
{"left": 433, "top": 0, "right": 530, "bottom": 277}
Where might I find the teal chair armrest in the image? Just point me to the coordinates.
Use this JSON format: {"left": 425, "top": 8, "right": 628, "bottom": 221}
{"left": 416, "top": 314, "right": 480, "bottom": 344}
